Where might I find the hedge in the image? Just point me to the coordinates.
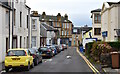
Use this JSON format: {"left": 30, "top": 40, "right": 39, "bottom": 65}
{"left": 107, "top": 42, "right": 120, "bottom": 51}
{"left": 85, "top": 42, "right": 120, "bottom": 55}
{"left": 85, "top": 42, "right": 94, "bottom": 56}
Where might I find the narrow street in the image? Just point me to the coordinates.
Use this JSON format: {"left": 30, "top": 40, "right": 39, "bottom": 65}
{"left": 3, "top": 47, "right": 93, "bottom": 73}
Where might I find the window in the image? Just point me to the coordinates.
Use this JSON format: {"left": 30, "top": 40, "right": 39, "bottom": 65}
{"left": 32, "top": 19, "right": 37, "bottom": 29}
{"left": 62, "top": 31, "right": 64, "bottom": 35}
{"left": 67, "top": 23, "right": 69, "bottom": 28}
{"left": 74, "top": 35, "right": 76, "bottom": 38}
{"left": 94, "top": 28, "right": 101, "bottom": 35}
{"left": 20, "top": 12, "right": 22, "bottom": 27}
{"left": 62, "top": 23, "right": 63, "bottom": 28}
{"left": 20, "top": 36, "right": 22, "bottom": 48}
{"left": 32, "top": 36, "right": 36, "bottom": 47}
{"left": 14, "top": 9, "right": 16, "bottom": 26}
{"left": 94, "top": 14, "right": 101, "bottom": 23}
{"left": 55, "top": 22, "right": 57, "bottom": 27}
{"left": 6, "top": 11, "right": 9, "bottom": 27}
{"left": 24, "top": 37, "right": 25, "bottom": 48}
{"left": 73, "top": 29, "right": 77, "bottom": 33}
{"left": 27, "top": 15, "right": 28, "bottom": 28}
{"left": 65, "top": 31, "right": 66, "bottom": 35}
{"left": 65, "top": 23, "right": 66, "bottom": 28}
{"left": 67, "top": 31, "right": 69, "bottom": 35}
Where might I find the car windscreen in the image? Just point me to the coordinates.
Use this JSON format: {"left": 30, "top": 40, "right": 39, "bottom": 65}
{"left": 40, "top": 48, "right": 48, "bottom": 51}
{"left": 29, "top": 49, "right": 36, "bottom": 54}
{"left": 7, "top": 50, "right": 26, "bottom": 56}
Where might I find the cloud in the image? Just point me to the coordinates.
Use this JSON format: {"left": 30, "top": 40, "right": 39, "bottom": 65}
{"left": 26, "top": 0, "right": 120, "bottom": 26}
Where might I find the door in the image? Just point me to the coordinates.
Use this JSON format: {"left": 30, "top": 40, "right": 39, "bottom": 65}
{"left": 6, "top": 38, "right": 9, "bottom": 52}
{"left": 13, "top": 36, "right": 17, "bottom": 48}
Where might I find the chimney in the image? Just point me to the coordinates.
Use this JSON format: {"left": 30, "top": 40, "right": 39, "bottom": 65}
{"left": 57, "top": 13, "right": 61, "bottom": 21}
{"left": 31, "top": 11, "right": 38, "bottom": 16}
{"left": 42, "top": 12, "right": 46, "bottom": 19}
{"left": 64, "top": 14, "right": 68, "bottom": 20}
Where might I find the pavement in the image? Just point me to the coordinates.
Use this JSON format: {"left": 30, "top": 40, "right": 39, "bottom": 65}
{"left": 0, "top": 62, "right": 4, "bottom": 71}
{"left": 102, "top": 68, "right": 120, "bottom": 74}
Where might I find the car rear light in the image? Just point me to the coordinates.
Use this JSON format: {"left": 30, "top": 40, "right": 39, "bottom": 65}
{"left": 25, "top": 51, "right": 27, "bottom": 56}
{"left": 47, "top": 49, "right": 51, "bottom": 52}
{"left": 32, "top": 54, "right": 36, "bottom": 58}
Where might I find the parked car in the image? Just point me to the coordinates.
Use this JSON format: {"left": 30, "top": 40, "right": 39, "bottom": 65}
{"left": 28, "top": 48, "right": 42, "bottom": 66}
{"left": 54, "top": 45, "right": 61, "bottom": 53}
{"left": 59, "top": 44, "right": 64, "bottom": 51}
{"left": 50, "top": 46, "right": 57, "bottom": 55}
{"left": 5, "top": 48, "right": 34, "bottom": 72}
{"left": 39, "top": 47, "right": 54, "bottom": 58}
{"left": 62, "top": 44, "right": 67, "bottom": 49}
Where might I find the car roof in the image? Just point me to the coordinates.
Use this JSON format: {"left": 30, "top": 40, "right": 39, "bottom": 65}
{"left": 8, "top": 48, "right": 28, "bottom": 51}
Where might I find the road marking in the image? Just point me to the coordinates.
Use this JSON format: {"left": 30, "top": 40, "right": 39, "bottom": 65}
{"left": 76, "top": 48, "right": 100, "bottom": 74}
{"left": 1, "top": 70, "right": 6, "bottom": 73}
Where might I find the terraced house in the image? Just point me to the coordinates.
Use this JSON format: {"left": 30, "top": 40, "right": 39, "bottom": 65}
{"left": 101, "top": 1, "right": 120, "bottom": 42}
{"left": 30, "top": 11, "right": 40, "bottom": 48}
{"left": 0, "top": 0, "right": 31, "bottom": 63}
{"left": 91, "top": 9, "right": 102, "bottom": 40}
{"left": 39, "top": 12, "right": 73, "bottom": 46}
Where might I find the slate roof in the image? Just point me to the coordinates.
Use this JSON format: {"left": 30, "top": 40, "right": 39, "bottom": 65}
{"left": 72, "top": 27, "right": 92, "bottom": 34}
{"left": 41, "top": 23, "right": 58, "bottom": 31}
{"left": 39, "top": 14, "right": 72, "bottom": 23}
{"left": 91, "top": 9, "right": 101, "bottom": 13}
{"left": 0, "top": 1, "right": 11, "bottom": 9}
{"left": 107, "top": 2, "right": 119, "bottom": 6}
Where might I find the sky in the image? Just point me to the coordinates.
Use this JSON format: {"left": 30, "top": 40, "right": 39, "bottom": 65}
{"left": 26, "top": 0, "right": 119, "bottom": 27}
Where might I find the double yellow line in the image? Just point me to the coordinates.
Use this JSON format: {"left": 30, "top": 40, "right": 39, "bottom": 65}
{"left": 76, "top": 48, "right": 100, "bottom": 74}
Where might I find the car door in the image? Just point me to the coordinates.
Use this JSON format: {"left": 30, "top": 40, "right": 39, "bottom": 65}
{"left": 27, "top": 50, "right": 33, "bottom": 65}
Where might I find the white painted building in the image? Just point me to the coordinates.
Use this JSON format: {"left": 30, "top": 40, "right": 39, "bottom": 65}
{"left": 91, "top": 9, "right": 102, "bottom": 40}
{"left": 12, "top": 0, "right": 30, "bottom": 48}
{"left": 0, "top": 0, "right": 31, "bottom": 63}
{"left": 101, "top": 2, "right": 120, "bottom": 42}
{"left": 0, "top": 2, "right": 12, "bottom": 63}
{"left": 31, "top": 11, "right": 40, "bottom": 48}
{"left": 41, "top": 23, "right": 56, "bottom": 46}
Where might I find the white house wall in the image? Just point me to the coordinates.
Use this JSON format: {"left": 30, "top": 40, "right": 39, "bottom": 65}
{"left": 101, "top": 3, "right": 120, "bottom": 42}
{"left": 92, "top": 12, "right": 102, "bottom": 40}
{"left": 31, "top": 17, "right": 40, "bottom": 48}
{"left": 13, "top": 1, "right": 29, "bottom": 48}
{"left": 46, "top": 31, "right": 55, "bottom": 45}
{"left": 0, "top": 6, "right": 11, "bottom": 62}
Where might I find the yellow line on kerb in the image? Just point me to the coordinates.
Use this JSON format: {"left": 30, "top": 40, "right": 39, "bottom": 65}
{"left": 76, "top": 48, "right": 100, "bottom": 74}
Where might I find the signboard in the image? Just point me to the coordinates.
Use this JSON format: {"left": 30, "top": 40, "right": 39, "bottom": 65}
{"left": 102, "top": 31, "right": 108, "bottom": 37}
{"left": 116, "top": 29, "right": 120, "bottom": 36}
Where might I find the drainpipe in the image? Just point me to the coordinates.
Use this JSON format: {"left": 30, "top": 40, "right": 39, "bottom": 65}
{"left": 9, "top": 10, "right": 10, "bottom": 49}
{"left": 12, "top": 0, "right": 14, "bottom": 48}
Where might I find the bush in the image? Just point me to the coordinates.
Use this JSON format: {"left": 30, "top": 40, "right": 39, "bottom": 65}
{"left": 107, "top": 42, "right": 120, "bottom": 51}
{"left": 85, "top": 42, "right": 94, "bottom": 56}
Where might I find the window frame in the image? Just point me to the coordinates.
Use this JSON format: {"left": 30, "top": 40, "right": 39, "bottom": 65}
{"left": 94, "top": 13, "right": 101, "bottom": 24}
{"left": 94, "top": 28, "right": 101, "bottom": 35}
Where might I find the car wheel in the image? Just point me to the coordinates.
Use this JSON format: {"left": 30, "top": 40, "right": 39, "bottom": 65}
{"left": 31, "top": 62, "right": 34, "bottom": 68}
{"left": 40, "top": 60, "right": 42, "bottom": 63}
{"left": 5, "top": 67, "right": 9, "bottom": 72}
{"left": 26, "top": 62, "right": 30, "bottom": 71}
{"left": 35, "top": 59, "right": 39, "bottom": 65}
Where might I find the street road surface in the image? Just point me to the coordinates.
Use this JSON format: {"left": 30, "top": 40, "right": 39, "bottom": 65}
{"left": 2, "top": 47, "right": 93, "bottom": 73}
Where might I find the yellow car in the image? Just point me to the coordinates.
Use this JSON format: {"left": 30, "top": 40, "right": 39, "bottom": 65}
{"left": 5, "top": 48, "right": 34, "bottom": 72}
